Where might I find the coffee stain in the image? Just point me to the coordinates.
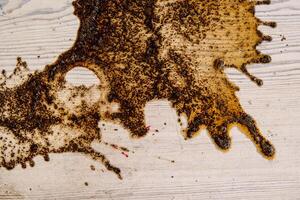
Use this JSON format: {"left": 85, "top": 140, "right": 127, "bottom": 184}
{"left": 0, "top": 0, "right": 276, "bottom": 179}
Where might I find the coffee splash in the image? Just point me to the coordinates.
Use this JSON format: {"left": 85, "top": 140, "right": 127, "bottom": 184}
{"left": 0, "top": 0, "right": 276, "bottom": 178}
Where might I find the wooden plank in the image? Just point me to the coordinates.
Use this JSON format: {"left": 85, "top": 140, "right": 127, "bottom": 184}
{"left": 0, "top": 0, "right": 299, "bottom": 199}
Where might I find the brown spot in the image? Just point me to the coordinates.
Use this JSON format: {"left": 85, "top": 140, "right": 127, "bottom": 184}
{"left": 90, "top": 165, "right": 95, "bottom": 171}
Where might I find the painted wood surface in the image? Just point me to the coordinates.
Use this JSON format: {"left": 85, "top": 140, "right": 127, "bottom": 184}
{"left": 0, "top": 0, "right": 299, "bottom": 199}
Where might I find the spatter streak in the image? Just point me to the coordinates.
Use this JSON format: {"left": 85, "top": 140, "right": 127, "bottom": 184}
{"left": 0, "top": 0, "right": 276, "bottom": 178}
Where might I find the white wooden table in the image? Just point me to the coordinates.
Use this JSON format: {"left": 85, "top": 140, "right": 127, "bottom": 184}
{"left": 0, "top": 0, "right": 299, "bottom": 199}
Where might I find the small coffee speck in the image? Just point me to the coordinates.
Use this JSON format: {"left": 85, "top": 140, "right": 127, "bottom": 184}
{"left": 90, "top": 165, "right": 95, "bottom": 171}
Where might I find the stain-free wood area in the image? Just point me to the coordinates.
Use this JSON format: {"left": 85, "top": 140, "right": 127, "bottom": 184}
{"left": 0, "top": 0, "right": 299, "bottom": 199}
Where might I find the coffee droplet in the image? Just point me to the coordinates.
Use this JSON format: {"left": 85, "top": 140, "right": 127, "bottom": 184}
{"left": 0, "top": 0, "right": 276, "bottom": 178}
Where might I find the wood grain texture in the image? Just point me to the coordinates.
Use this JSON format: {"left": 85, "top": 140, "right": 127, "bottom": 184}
{"left": 0, "top": 0, "right": 299, "bottom": 199}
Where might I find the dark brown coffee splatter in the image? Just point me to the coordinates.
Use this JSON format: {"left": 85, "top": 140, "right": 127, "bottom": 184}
{"left": 0, "top": 0, "right": 276, "bottom": 179}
